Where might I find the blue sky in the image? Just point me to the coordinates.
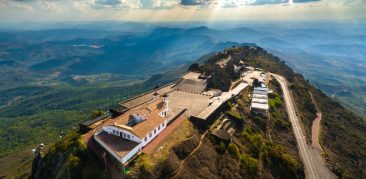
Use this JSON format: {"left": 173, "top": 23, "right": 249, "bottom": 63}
{"left": 0, "top": 0, "right": 365, "bottom": 22}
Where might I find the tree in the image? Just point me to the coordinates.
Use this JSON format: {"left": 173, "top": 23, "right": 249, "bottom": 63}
{"left": 188, "top": 63, "right": 200, "bottom": 72}
{"left": 228, "top": 143, "right": 240, "bottom": 159}
{"left": 91, "top": 110, "right": 104, "bottom": 118}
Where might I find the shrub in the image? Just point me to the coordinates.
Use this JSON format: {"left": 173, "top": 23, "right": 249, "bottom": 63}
{"left": 91, "top": 110, "right": 104, "bottom": 118}
{"left": 225, "top": 111, "right": 244, "bottom": 123}
{"left": 262, "top": 143, "right": 300, "bottom": 178}
{"left": 218, "top": 140, "right": 226, "bottom": 154}
{"left": 240, "top": 129, "right": 263, "bottom": 157}
{"left": 188, "top": 63, "right": 200, "bottom": 71}
{"left": 228, "top": 143, "right": 240, "bottom": 159}
{"left": 240, "top": 153, "right": 259, "bottom": 177}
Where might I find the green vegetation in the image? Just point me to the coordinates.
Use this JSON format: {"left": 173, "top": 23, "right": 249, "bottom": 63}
{"left": 119, "top": 46, "right": 364, "bottom": 178}
{"left": 0, "top": 63, "right": 188, "bottom": 157}
{"left": 239, "top": 127, "right": 303, "bottom": 178}
{"left": 240, "top": 128, "right": 263, "bottom": 158}
{"left": 5, "top": 45, "right": 364, "bottom": 178}
{"left": 262, "top": 142, "right": 300, "bottom": 178}
{"left": 91, "top": 110, "right": 104, "bottom": 118}
{"left": 228, "top": 143, "right": 240, "bottom": 159}
{"left": 0, "top": 84, "right": 142, "bottom": 155}
{"left": 230, "top": 46, "right": 365, "bottom": 178}
{"left": 0, "top": 67, "right": 185, "bottom": 177}
{"left": 268, "top": 91, "right": 290, "bottom": 130}
{"left": 32, "top": 130, "right": 109, "bottom": 179}
{"left": 192, "top": 51, "right": 241, "bottom": 91}
{"left": 268, "top": 93, "right": 283, "bottom": 111}
{"left": 225, "top": 111, "right": 244, "bottom": 123}
{"left": 240, "top": 153, "right": 259, "bottom": 178}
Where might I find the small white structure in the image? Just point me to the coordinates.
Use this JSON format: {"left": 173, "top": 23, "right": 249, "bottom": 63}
{"left": 94, "top": 97, "right": 169, "bottom": 164}
{"left": 251, "top": 86, "right": 269, "bottom": 116}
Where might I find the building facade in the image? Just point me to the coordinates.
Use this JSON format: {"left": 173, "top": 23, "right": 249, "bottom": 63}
{"left": 94, "top": 97, "right": 169, "bottom": 164}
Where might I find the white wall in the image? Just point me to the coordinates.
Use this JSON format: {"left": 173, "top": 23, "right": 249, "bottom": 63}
{"left": 94, "top": 131, "right": 123, "bottom": 163}
{"left": 96, "top": 119, "right": 169, "bottom": 164}
{"left": 94, "top": 130, "right": 142, "bottom": 164}
{"left": 141, "top": 120, "right": 168, "bottom": 147}
{"left": 122, "top": 143, "right": 142, "bottom": 164}
{"left": 159, "top": 108, "right": 168, "bottom": 118}
{"left": 103, "top": 126, "right": 141, "bottom": 143}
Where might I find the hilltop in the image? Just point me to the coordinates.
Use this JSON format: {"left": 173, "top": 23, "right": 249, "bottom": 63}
{"left": 27, "top": 46, "right": 365, "bottom": 179}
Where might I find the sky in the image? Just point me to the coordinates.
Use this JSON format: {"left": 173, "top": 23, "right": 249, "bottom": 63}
{"left": 0, "top": 0, "right": 365, "bottom": 22}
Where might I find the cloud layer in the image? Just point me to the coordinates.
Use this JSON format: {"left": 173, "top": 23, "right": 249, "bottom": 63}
{"left": 0, "top": 0, "right": 365, "bottom": 22}
{"left": 4, "top": 0, "right": 322, "bottom": 9}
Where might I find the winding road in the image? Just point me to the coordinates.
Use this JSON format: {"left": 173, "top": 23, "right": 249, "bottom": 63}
{"left": 271, "top": 74, "right": 336, "bottom": 179}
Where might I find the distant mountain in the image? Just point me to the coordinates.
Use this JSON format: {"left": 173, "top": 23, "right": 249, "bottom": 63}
{"left": 309, "top": 44, "right": 366, "bottom": 56}
{"left": 0, "top": 27, "right": 250, "bottom": 77}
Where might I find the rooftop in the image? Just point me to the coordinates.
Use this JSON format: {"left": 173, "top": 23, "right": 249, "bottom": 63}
{"left": 182, "top": 72, "right": 202, "bottom": 80}
{"left": 254, "top": 87, "right": 268, "bottom": 91}
{"left": 168, "top": 90, "right": 210, "bottom": 116}
{"left": 212, "top": 129, "right": 231, "bottom": 141}
{"left": 251, "top": 102, "right": 269, "bottom": 110}
{"left": 95, "top": 131, "right": 139, "bottom": 158}
{"left": 195, "top": 82, "right": 248, "bottom": 120}
{"left": 79, "top": 112, "right": 112, "bottom": 127}
{"left": 252, "top": 98, "right": 268, "bottom": 104}
{"left": 113, "top": 98, "right": 167, "bottom": 138}
{"left": 253, "top": 94, "right": 268, "bottom": 99}
{"left": 120, "top": 84, "right": 174, "bottom": 109}
{"left": 174, "top": 78, "right": 207, "bottom": 93}
{"left": 253, "top": 89, "right": 268, "bottom": 95}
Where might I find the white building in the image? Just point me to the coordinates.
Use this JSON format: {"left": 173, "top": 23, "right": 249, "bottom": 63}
{"left": 94, "top": 97, "right": 169, "bottom": 164}
{"left": 251, "top": 86, "right": 269, "bottom": 116}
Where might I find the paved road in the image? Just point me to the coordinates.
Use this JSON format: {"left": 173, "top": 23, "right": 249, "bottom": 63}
{"left": 271, "top": 74, "right": 336, "bottom": 179}
{"left": 311, "top": 113, "right": 322, "bottom": 150}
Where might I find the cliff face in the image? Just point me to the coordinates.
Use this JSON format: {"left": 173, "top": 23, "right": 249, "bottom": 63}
{"left": 31, "top": 131, "right": 110, "bottom": 179}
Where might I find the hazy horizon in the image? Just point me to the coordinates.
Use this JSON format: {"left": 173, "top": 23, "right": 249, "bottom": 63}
{"left": 1, "top": 0, "right": 365, "bottom": 23}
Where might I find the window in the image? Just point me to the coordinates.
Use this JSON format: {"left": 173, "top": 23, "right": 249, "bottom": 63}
{"left": 144, "top": 137, "right": 147, "bottom": 142}
{"left": 149, "top": 133, "right": 152, "bottom": 137}
{"left": 123, "top": 133, "right": 126, "bottom": 138}
{"left": 127, "top": 134, "right": 130, "bottom": 139}
{"left": 162, "top": 122, "right": 164, "bottom": 127}
{"left": 158, "top": 126, "right": 160, "bottom": 130}
{"left": 154, "top": 129, "right": 156, "bottom": 134}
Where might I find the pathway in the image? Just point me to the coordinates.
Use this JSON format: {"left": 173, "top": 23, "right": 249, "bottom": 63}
{"left": 271, "top": 74, "right": 336, "bottom": 179}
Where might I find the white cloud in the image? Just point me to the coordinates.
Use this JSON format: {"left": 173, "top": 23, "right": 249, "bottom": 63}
{"left": 0, "top": 0, "right": 365, "bottom": 22}
{"left": 90, "top": 0, "right": 142, "bottom": 9}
